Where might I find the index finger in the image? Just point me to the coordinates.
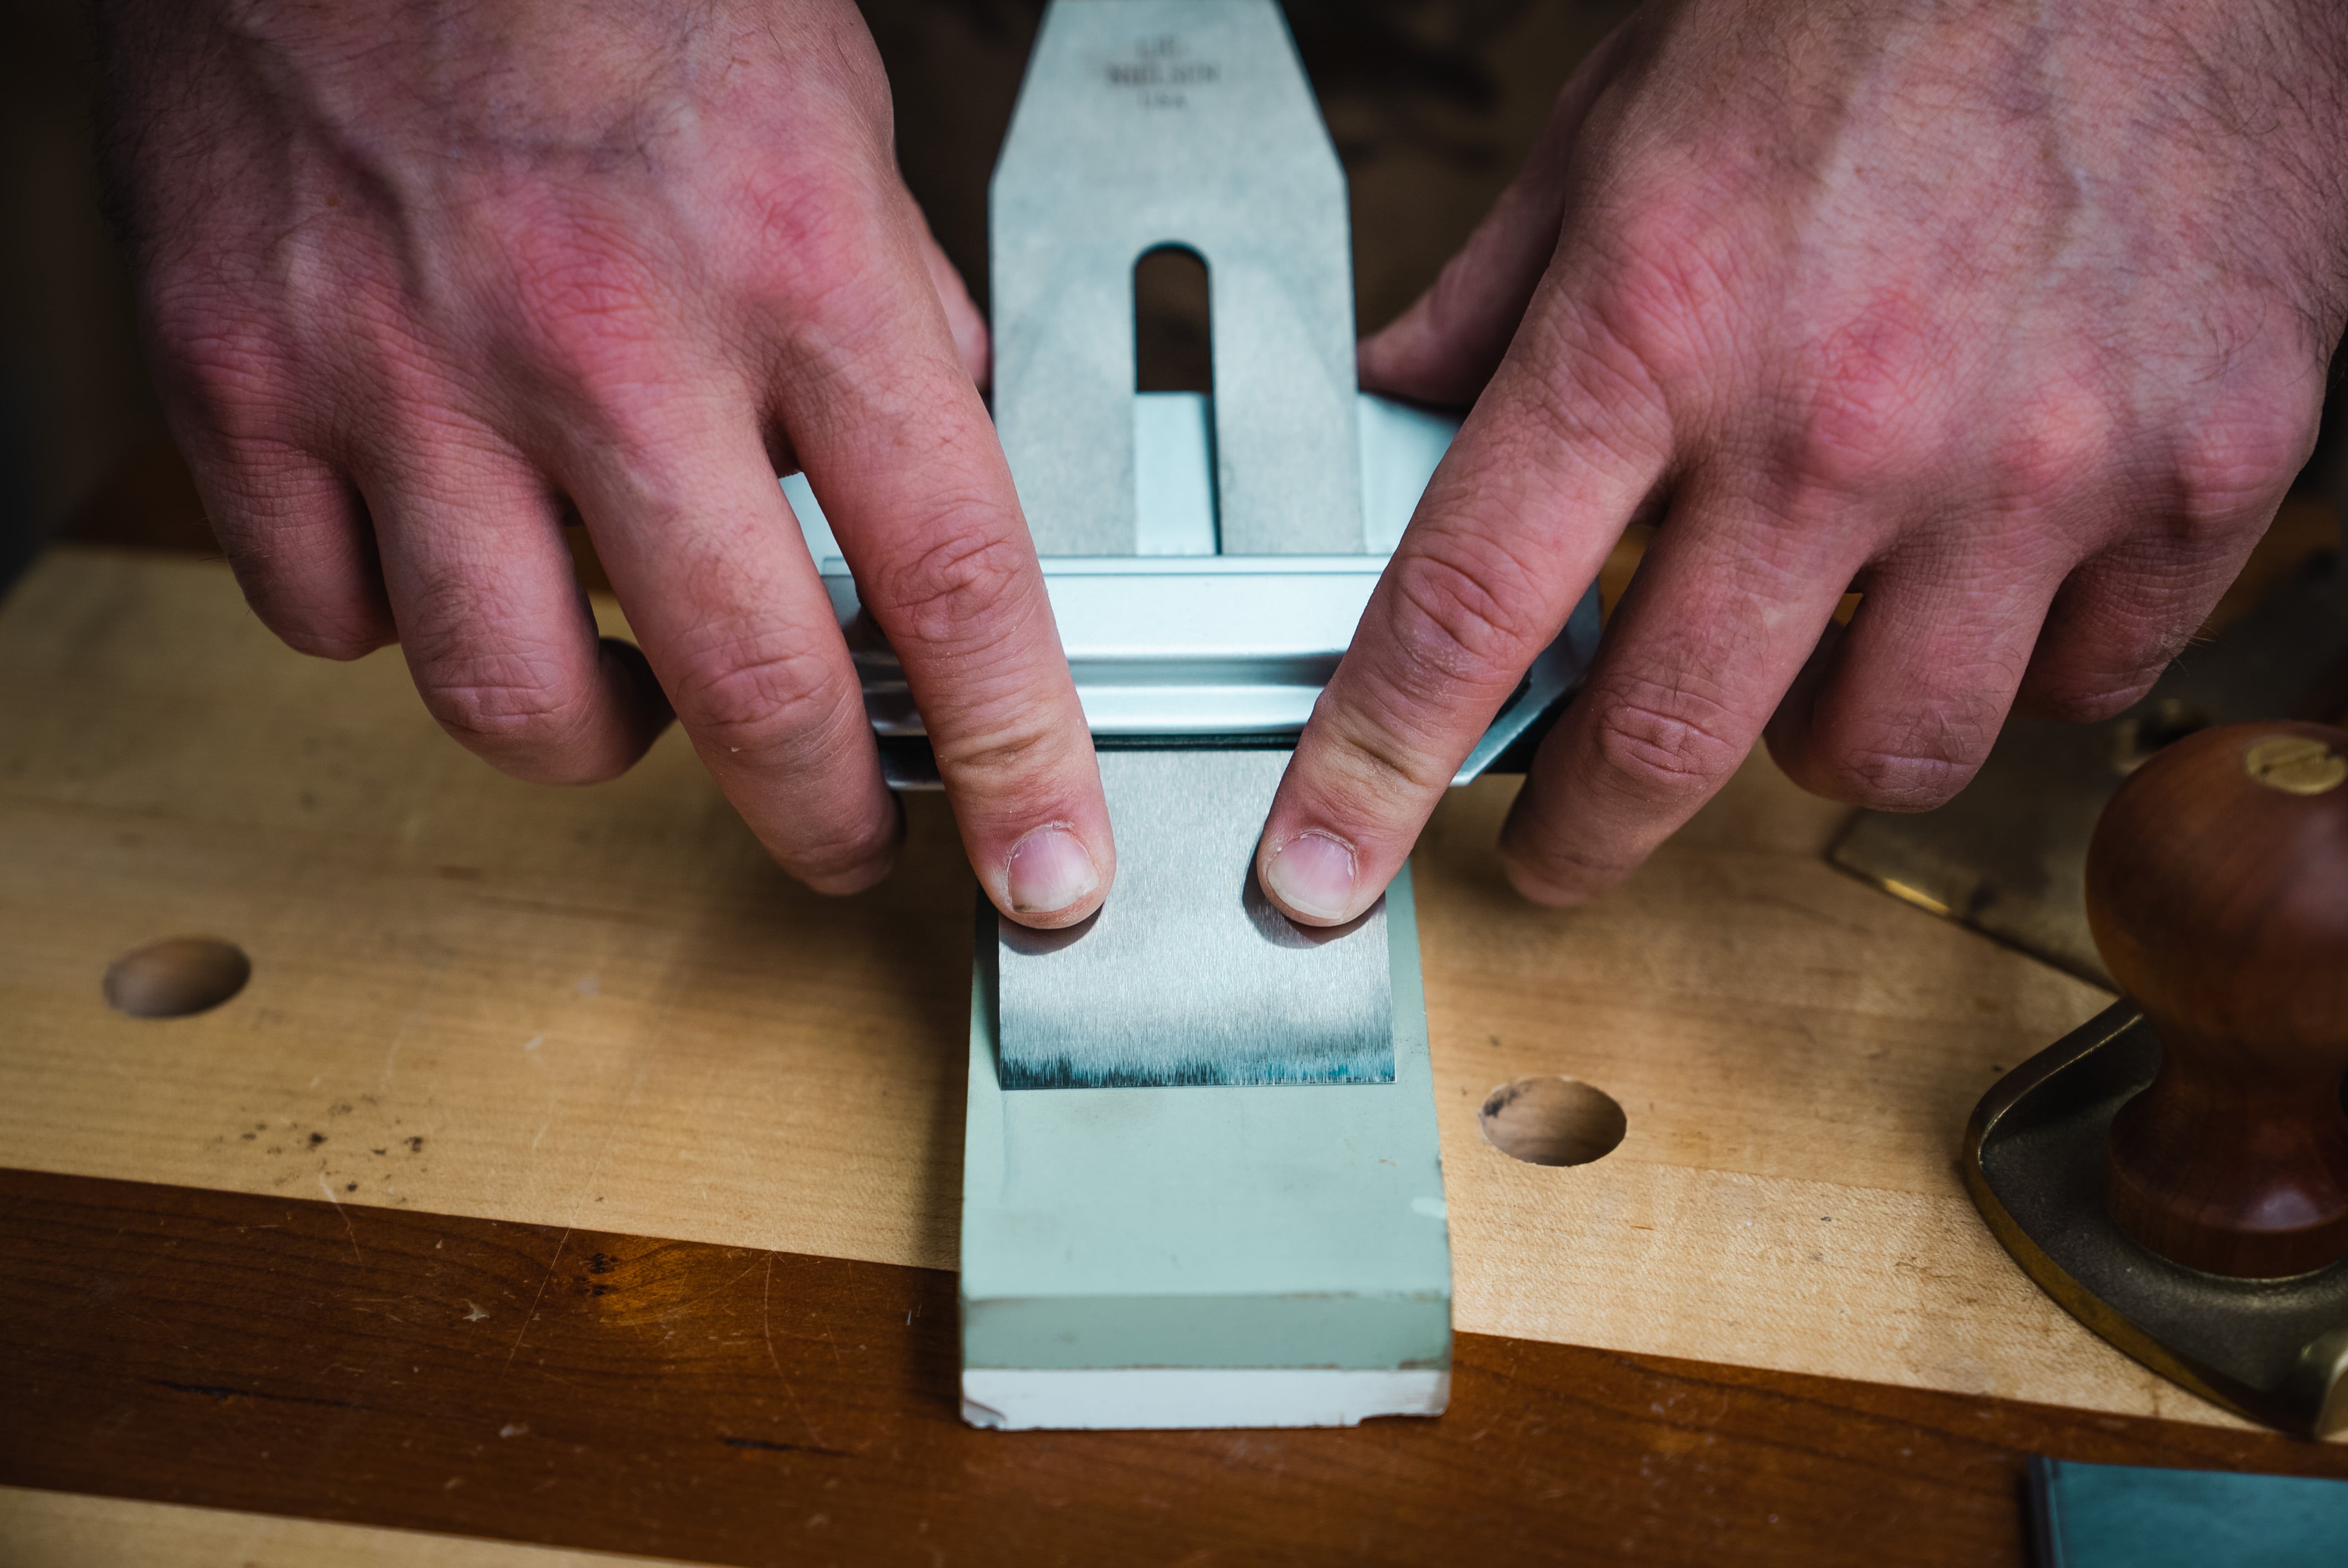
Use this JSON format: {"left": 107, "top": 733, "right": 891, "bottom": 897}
{"left": 770, "top": 181, "right": 1114, "bottom": 929}
{"left": 1255, "top": 316, "right": 1672, "bottom": 925}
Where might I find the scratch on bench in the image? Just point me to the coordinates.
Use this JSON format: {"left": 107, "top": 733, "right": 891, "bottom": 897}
{"left": 765, "top": 1252, "right": 826, "bottom": 1448}
{"left": 530, "top": 1091, "right": 560, "bottom": 1154}
{"left": 501, "top": 1226, "right": 571, "bottom": 1381}
{"left": 315, "top": 1171, "right": 362, "bottom": 1265}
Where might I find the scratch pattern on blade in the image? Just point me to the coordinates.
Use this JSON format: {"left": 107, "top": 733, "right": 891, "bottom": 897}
{"left": 996, "top": 750, "right": 1393, "bottom": 1089}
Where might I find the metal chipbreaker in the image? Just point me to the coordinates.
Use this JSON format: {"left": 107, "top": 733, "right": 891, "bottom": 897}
{"left": 784, "top": 0, "right": 1599, "bottom": 1430}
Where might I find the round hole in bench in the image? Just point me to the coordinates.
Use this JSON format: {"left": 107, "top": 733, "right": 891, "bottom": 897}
{"left": 104, "top": 937, "right": 251, "bottom": 1019}
{"left": 1479, "top": 1075, "right": 1626, "bottom": 1167}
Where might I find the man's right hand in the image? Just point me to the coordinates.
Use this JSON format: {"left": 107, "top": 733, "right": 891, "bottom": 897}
{"left": 100, "top": 0, "right": 1114, "bottom": 926}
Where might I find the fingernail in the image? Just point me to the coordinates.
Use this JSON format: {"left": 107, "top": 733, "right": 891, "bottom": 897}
{"left": 1263, "top": 829, "right": 1358, "bottom": 922}
{"left": 1006, "top": 823, "right": 1099, "bottom": 915}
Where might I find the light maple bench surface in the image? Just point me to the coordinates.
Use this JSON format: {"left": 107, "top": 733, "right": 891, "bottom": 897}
{"left": 4, "top": 544, "right": 2344, "bottom": 1568}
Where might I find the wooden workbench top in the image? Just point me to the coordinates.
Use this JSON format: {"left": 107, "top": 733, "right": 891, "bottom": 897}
{"left": 4, "top": 543, "right": 2344, "bottom": 1566}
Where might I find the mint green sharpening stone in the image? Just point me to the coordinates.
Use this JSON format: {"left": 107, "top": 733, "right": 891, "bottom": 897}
{"left": 958, "top": 865, "right": 1453, "bottom": 1431}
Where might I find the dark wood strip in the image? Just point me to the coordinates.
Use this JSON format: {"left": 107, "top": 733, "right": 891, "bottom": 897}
{"left": 3, "top": 1168, "right": 2344, "bottom": 1566}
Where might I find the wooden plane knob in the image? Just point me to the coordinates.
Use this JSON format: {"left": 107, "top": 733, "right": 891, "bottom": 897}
{"left": 2089, "top": 721, "right": 2348, "bottom": 1278}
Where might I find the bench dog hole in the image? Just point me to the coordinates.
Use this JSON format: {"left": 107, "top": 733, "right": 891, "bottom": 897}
{"left": 1479, "top": 1075, "right": 1626, "bottom": 1167}
{"left": 104, "top": 936, "right": 251, "bottom": 1019}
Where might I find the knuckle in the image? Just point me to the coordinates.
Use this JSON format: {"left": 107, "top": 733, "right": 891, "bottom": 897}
{"left": 1778, "top": 301, "right": 1940, "bottom": 499}
{"left": 929, "top": 713, "right": 1061, "bottom": 792}
{"left": 1383, "top": 537, "right": 1553, "bottom": 695}
{"left": 1819, "top": 746, "right": 1975, "bottom": 812}
{"left": 1794, "top": 662, "right": 2000, "bottom": 807}
{"left": 2026, "top": 617, "right": 2184, "bottom": 724}
{"left": 2172, "top": 401, "right": 2315, "bottom": 530}
{"left": 861, "top": 520, "right": 1030, "bottom": 648}
{"left": 776, "top": 806, "right": 897, "bottom": 890}
{"left": 261, "top": 610, "right": 388, "bottom": 663}
{"left": 150, "top": 305, "right": 298, "bottom": 438}
{"left": 1316, "top": 699, "right": 1452, "bottom": 809}
{"left": 668, "top": 628, "right": 854, "bottom": 759}
{"left": 224, "top": 557, "right": 389, "bottom": 663}
{"left": 1586, "top": 678, "right": 1746, "bottom": 803}
{"left": 794, "top": 843, "right": 894, "bottom": 894}
{"left": 1500, "top": 834, "right": 1617, "bottom": 905}
{"left": 2042, "top": 549, "right": 2220, "bottom": 685}
{"left": 412, "top": 648, "right": 590, "bottom": 756}
{"left": 743, "top": 162, "right": 889, "bottom": 318}
{"left": 1987, "top": 388, "right": 2113, "bottom": 506}
{"left": 502, "top": 236, "right": 673, "bottom": 388}
{"left": 1808, "top": 687, "right": 2006, "bottom": 809}
{"left": 1578, "top": 203, "right": 1726, "bottom": 391}
{"left": 2028, "top": 673, "right": 2161, "bottom": 725}
{"left": 426, "top": 680, "right": 575, "bottom": 749}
